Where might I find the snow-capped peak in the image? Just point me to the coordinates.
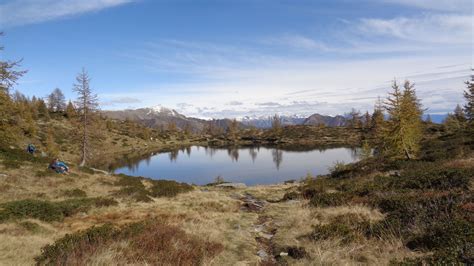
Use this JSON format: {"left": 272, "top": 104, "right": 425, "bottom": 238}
{"left": 148, "top": 105, "right": 180, "bottom": 117}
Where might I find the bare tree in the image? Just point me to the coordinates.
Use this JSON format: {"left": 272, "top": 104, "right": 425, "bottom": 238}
{"left": 47, "top": 88, "right": 66, "bottom": 112}
{"left": 73, "top": 68, "right": 99, "bottom": 166}
{"left": 0, "top": 32, "right": 27, "bottom": 94}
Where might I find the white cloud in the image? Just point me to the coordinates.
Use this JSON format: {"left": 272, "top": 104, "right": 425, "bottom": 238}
{"left": 0, "top": 0, "right": 134, "bottom": 27}
{"left": 358, "top": 14, "right": 472, "bottom": 44}
{"left": 377, "top": 0, "right": 471, "bottom": 12}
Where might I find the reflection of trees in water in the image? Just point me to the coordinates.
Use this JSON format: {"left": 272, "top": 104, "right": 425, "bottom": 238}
{"left": 272, "top": 148, "right": 283, "bottom": 170}
{"left": 249, "top": 147, "right": 258, "bottom": 163}
{"left": 169, "top": 150, "right": 179, "bottom": 162}
{"left": 205, "top": 146, "right": 216, "bottom": 158}
{"left": 227, "top": 147, "right": 239, "bottom": 162}
{"left": 185, "top": 146, "right": 192, "bottom": 157}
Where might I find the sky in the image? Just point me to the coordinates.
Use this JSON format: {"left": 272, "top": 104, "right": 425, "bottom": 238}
{"left": 1, "top": 0, "right": 472, "bottom": 119}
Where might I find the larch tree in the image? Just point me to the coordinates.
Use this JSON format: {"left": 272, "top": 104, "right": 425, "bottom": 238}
{"left": 226, "top": 119, "right": 239, "bottom": 140}
{"left": 384, "top": 80, "right": 423, "bottom": 159}
{"left": 348, "top": 109, "right": 362, "bottom": 128}
{"left": 73, "top": 68, "right": 99, "bottom": 167}
{"left": 65, "top": 101, "right": 77, "bottom": 119}
{"left": 464, "top": 72, "right": 474, "bottom": 124}
{"left": 271, "top": 114, "right": 282, "bottom": 134}
{"left": 363, "top": 111, "right": 372, "bottom": 129}
{"left": 0, "top": 32, "right": 26, "bottom": 144}
{"left": 47, "top": 88, "right": 66, "bottom": 112}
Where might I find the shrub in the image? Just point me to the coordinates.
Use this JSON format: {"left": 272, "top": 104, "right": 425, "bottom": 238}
{"left": 309, "top": 192, "right": 352, "bottom": 207}
{"left": 395, "top": 164, "right": 472, "bottom": 190}
{"left": 62, "top": 189, "right": 87, "bottom": 198}
{"left": 19, "top": 221, "right": 42, "bottom": 233}
{"left": 149, "top": 180, "right": 193, "bottom": 198}
{"left": 308, "top": 214, "right": 369, "bottom": 244}
{"left": 0, "top": 199, "right": 64, "bottom": 222}
{"left": 0, "top": 198, "right": 117, "bottom": 222}
{"left": 35, "top": 220, "right": 223, "bottom": 265}
{"left": 405, "top": 218, "right": 473, "bottom": 264}
{"left": 114, "top": 174, "right": 193, "bottom": 201}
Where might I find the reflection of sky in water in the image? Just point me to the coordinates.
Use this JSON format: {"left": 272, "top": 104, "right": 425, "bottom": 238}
{"left": 114, "top": 146, "right": 361, "bottom": 185}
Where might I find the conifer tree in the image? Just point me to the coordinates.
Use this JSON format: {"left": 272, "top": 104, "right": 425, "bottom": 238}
{"left": 453, "top": 104, "right": 466, "bottom": 123}
{"left": 371, "top": 97, "right": 385, "bottom": 138}
{"left": 348, "top": 109, "right": 362, "bottom": 128}
{"left": 37, "top": 99, "right": 50, "bottom": 120}
{"left": 363, "top": 111, "right": 372, "bottom": 129}
{"left": 0, "top": 33, "right": 27, "bottom": 95}
{"left": 65, "top": 101, "right": 76, "bottom": 119}
{"left": 73, "top": 68, "right": 99, "bottom": 167}
{"left": 44, "top": 129, "right": 59, "bottom": 157}
{"left": 271, "top": 114, "right": 282, "bottom": 134}
{"left": 47, "top": 88, "right": 66, "bottom": 112}
{"left": 226, "top": 119, "right": 239, "bottom": 140}
{"left": 167, "top": 121, "right": 177, "bottom": 133}
{"left": 464, "top": 72, "right": 474, "bottom": 123}
{"left": 0, "top": 32, "right": 26, "bottom": 144}
{"left": 384, "top": 80, "right": 423, "bottom": 159}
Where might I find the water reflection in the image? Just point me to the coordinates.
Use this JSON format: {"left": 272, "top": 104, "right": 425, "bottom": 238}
{"left": 111, "top": 146, "right": 363, "bottom": 185}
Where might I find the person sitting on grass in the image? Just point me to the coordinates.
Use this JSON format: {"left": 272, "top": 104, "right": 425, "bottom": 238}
{"left": 49, "top": 158, "right": 69, "bottom": 174}
{"left": 26, "top": 144, "right": 36, "bottom": 155}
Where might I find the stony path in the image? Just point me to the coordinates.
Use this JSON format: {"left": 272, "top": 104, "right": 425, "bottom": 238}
{"left": 240, "top": 193, "right": 279, "bottom": 265}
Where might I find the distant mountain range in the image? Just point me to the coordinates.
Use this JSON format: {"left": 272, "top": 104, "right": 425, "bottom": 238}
{"left": 102, "top": 106, "right": 238, "bottom": 132}
{"left": 102, "top": 105, "right": 446, "bottom": 131}
{"left": 240, "top": 114, "right": 347, "bottom": 128}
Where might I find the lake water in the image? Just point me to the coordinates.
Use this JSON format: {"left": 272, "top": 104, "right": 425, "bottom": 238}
{"left": 113, "top": 146, "right": 362, "bottom": 185}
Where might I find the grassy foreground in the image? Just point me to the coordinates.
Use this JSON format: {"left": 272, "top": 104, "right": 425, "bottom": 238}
{"left": 0, "top": 145, "right": 472, "bottom": 265}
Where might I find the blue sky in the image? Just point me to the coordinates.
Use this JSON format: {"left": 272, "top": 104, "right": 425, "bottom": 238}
{"left": 1, "top": 0, "right": 472, "bottom": 118}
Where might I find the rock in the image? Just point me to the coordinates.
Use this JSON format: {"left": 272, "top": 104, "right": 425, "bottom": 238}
{"left": 0, "top": 173, "right": 7, "bottom": 178}
{"left": 215, "top": 183, "right": 247, "bottom": 189}
{"left": 279, "top": 252, "right": 289, "bottom": 257}
{"left": 258, "top": 232, "right": 274, "bottom": 240}
{"left": 388, "top": 170, "right": 401, "bottom": 177}
{"left": 257, "top": 250, "right": 269, "bottom": 260}
{"left": 89, "top": 168, "right": 110, "bottom": 175}
{"left": 254, "top": 225, "right": 264, "bottom": 232}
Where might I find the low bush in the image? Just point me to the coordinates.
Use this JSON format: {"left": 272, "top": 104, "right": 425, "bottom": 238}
{"left": 62, "top": 189, "right": 87, "bottom": 198}
{"left": 309, "top": 192, "right": 353, "bottom": 207}
{"left": 394, "top": 163, "right": 472, "bottom": 190}
{"left": 149, "top": 180, "right": 193, "bottom": 198}
{"left": 19, "top": 221, "right": 42, "bottom": 233}
{"left": 405, "top": 218, "right": 473, "bottom": 263}
{"left": 0, "top": 197, "right": 118, "bottom": 222}
{"left": 35, "top": 220, "right": 224, "bottom": 265}
{"left": 308, "top": 214, "right": 369, "bottom": 244}
{"left": 114, "top": 174, "right": 193, "bottom": 202}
